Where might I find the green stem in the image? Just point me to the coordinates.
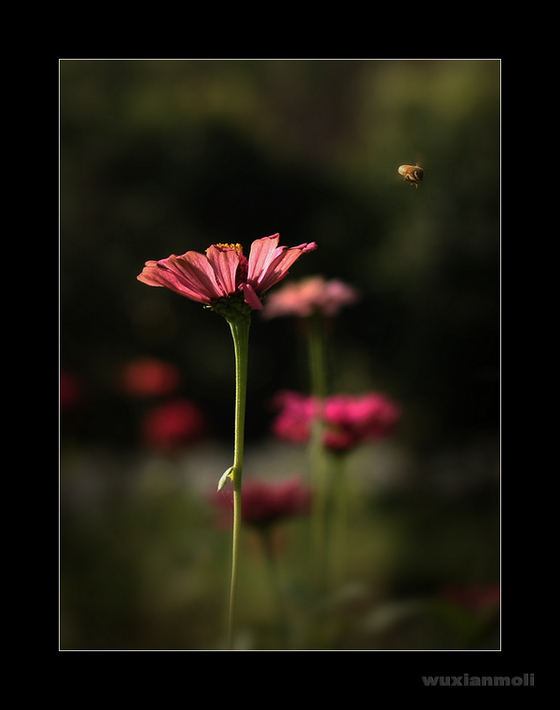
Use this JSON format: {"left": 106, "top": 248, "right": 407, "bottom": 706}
{"left": 226, "top": 316, "right": 251, "bottom": 650}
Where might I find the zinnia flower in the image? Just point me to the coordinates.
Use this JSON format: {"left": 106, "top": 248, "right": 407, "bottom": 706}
{"left": 137, "top": 233, "right": 317, "bottom": 312}
{"left": 214, "top": 477, "right": 312, "bottom": 528}
{"left": 262, "top": 275, "right": 359, "bottom": 319}
{"left": 141, "top": 398, "right": 206, "bottom": 450}
{"left": 272, "top": 390, "right": 401, "bottom": 453}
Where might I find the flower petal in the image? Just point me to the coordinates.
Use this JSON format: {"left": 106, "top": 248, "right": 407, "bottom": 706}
{"left": 137, "top": 251, "right": 223, "bottom": 304}
{"left": 247, "top": 235, "right": 317, "bottom": 295}
{"left": 241, "top": 283, "right": 263, "bottom": 310}
{"left": 246, "top": 234, "right": 281, "bottom": 285}
{"left": 205, "top": 244, "right": 242, "bottom": 297}
{"left": 137, "top": 260, "right": 168, "bottom": 287}
{"left": 256, "top": 244, "right": 318, "bottom": 294}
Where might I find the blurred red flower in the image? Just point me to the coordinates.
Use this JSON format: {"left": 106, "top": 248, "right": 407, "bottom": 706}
{"left": 439, "top": 585, "right": 500, "bottom": 614}
{"left": 272, "top": 390, "right": 401, "bottom": 452}
{"left": 214, "top": 477, "right": 312, "bottom": 528}
{"left": 262, "top": 275, "right": 359, "bottom": 319}
{"left": 60, "top": 371, "right": 83, "bottom": 411}
{"left": 137, "top": 234, "right": 317, "bottom": 311}
{"left": 120, "top": 357, "right": 182, "bottom": 397}
{"left": 141, "top": 399, "right": 205, "bottom": 450}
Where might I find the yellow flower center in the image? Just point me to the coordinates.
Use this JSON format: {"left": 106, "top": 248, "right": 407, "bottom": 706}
{"left": 211, "top": 243, "right": 243, "bottom": 252}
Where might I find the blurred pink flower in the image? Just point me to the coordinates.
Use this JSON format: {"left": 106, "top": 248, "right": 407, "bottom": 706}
{"left": 141, "top": 399, "right": 205, "bottom": 451}
{"left": 262, "top": 276, "right": 359, "bottom": 319}
{"left": 270, "top": 391, "right": 319, "bottom": 445}
{"left": 272, "top": 390, "right": 401, "bottom": 452}
{"left": 120, "top": 357, "right": 182, "bottom": 397}
{"left": 137, "top": 234, "right": 317, "bottom": 311}
{"left": 214, "top": 477, "right": 312, "bottom": 528}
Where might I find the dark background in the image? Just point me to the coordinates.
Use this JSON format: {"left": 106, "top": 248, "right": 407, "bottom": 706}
{"left": 60, "top": 59, "right": 500, "bottom": 651}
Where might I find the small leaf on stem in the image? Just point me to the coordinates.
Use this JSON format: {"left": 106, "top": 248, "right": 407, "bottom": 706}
{"left": 217, "top": 466, "right": 235, "bottom": 492}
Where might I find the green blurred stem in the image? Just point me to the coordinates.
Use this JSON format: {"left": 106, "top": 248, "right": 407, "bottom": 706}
{"left": 308, "top": 313, "right": 328, "bottom": 401}
{"left": 306, "top": 314, "right": 329, "bottom": 591}
{"left": 331, "top": 452, "right": 349, "bottom": 586}
{"left": 260, "top": 526, "right": 290, "bottom": 647}
{"left": 226, "top": 316, "right": 251, "bottom": 650}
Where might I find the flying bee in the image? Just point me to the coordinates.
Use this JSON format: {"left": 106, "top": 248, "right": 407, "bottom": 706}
{"left": 398, "top": 164, "right": 424, "bottom": 188}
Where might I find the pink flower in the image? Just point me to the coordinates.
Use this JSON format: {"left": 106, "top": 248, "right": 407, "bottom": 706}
{"left": 214, "top": 477, "right": 312, "bottom": 528}
{"left": 262, "top": 276, "right": 359, "bottom": 319}
{"left": 137, "top": 234, "right": 317, "bottom": 311}
{"left": 120, "top": 357, "right": 182, "bottom": 397}
{"left": 272, "top": 390, "right": 401, "bottom": 452}
{"left": 141, "top": 398, "right": 205, "bottom": 450}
